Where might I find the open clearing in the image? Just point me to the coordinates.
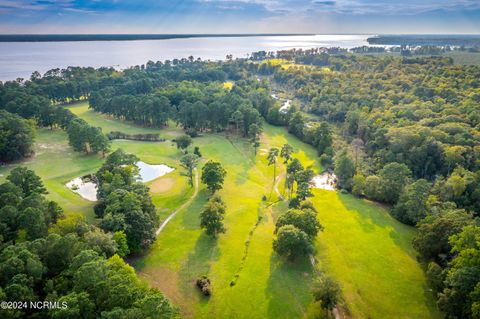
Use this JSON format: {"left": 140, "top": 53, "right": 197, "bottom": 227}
{"left": 0, "top": 103, "right": 440, "bottom": 318}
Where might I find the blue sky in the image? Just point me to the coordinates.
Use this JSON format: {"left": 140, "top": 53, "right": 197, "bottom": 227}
{"left": 0, "top": 0, "right": 479, "bottom": 34}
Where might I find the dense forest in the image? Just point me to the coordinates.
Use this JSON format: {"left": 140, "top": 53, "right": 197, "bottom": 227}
{"left": 1, "top": 48, "right": 480, "bottom": 318}
{"left": 267, "top": 52, "right": 480, "bottom": 318}
{"left": 0, "top": 167, "right": 178, "bottom": 318}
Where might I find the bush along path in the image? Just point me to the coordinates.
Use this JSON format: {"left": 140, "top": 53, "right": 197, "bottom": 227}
{"left": 156, "top": 168, "right": 199, "bottom": 236}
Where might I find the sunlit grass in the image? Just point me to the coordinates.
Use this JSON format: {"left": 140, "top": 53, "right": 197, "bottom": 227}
{"left": 0, "top": 106, "right": 441, "bottom": 318}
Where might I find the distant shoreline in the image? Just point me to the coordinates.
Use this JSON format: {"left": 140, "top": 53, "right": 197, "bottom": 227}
{"left": 368, "top": 34, "right": 480, "bottom": 47}
{"left": 0, "top": 34, "right": 314, "bottom": 43}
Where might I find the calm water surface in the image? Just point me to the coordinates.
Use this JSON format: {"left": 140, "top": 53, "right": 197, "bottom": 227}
{"left": 0, "top": 34, "right": 373, "bottom": 81}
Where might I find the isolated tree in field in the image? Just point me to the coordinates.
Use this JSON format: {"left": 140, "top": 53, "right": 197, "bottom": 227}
{"left": 180, "top": 153, "right": 199, "bottom": 187}
{"left": 201, "top": 161, "right": 227, "bottom": 193}
{"left": 273, "top": 225, "right": 313, "bottom": 260}
{"left": 275, "top": 209, "right": 323, "bottom": 240}
{"left": 334, "top": 150, "right": 355, "bottom": 191}
{"left": 175, "top": 135, "right": 192, "bottom": 151}
{"left": 267, "top": 148, "right": 279, "bottom": 183}
{"left": 200, "top": 195, "right": 226, "bottom": 237}
{"left": 312, "top": 275, "right": 341, "bottom": 315}
{"left": 7, "top": 167, "right": 47, "bottom": 196}
{"left": 280, "top": 143, "right": 294, "bottom": 163}
{"left": 248, "top": 123, "right": 261, "bottom": 156}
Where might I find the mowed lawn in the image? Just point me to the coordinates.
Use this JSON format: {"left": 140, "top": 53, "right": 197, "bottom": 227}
{"left": 68, "top": 102, "right": 184, "bottom": 139}
{"left": 134, "top": 122, "right": 440, "bottom": 319}
{"left": 1, "top": 102, "right": 441, "bottom": 318}
{"left": 134, "top": 132, "right": 316, "bottom": 319}
{"left": 0, "top": 128, "right": 102, "bottom": 221}
{"left": 312, "top": 191, "right": 440, "bottom": 318}
{"left": 0, "top": 103, "right": 190, "bottom": 223}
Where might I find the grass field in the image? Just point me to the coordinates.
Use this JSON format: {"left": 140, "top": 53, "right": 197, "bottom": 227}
{"left": 0, "top": 103, "right": 440, "bottom": 318}
{"left": 68, "top": 102, "right": 184, "bottom": 139}
{"left": 133, "top": 123, "right": 440, "bottom": 319}
{"left": 134, "top": 130, "right": 318, "bottom": 319}
{"left": 0, "top": 102, "right": 188, "bottom": 222}
{"left": 0, "top": 128, "right": 102, "bottom": 221}
{"left": 313, "top": 191, "right": 440, "bottom": 318}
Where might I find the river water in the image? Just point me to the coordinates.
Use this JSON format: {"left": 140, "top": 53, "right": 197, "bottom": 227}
{"left": 0, "top": 34, "right": 373, "bottom": 81}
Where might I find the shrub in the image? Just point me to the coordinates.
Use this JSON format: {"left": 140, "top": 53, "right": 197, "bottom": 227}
{"left": 196, "top": 276, "right": 212, "bottom": 296}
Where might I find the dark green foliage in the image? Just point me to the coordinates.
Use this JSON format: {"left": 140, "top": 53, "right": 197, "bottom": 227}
{"left": 201, "top": 161, "right": 227, "bottom": 193}
{"left": 280, "top": 143, "right": 294, "bottom": 164}
{"left": 248, "top": 123, "right": 261, "bottom": 156}
{"left": 413, "top": 208, "right": 473, "bottom": 263}
{"left": 0, "top": 168, "right": 178, "bottom": 319}
{"left": 67, "top": 118, "right": 110, "bottom": 155}
{"left": 174, "top": 135, "right": 192, "bottom": 150}
{"left": 273, "top": 225, "right": 313, "bottom": 260}
{"left": 426, "top": 262, "right": 445, "bottom": 294}
{"left": 96, "top": 150, "right": 158, "bottom": 254}
{"left": 89, "top": 78, "right": 265, "bottom": 136}
{"left": 392, "top": 179, "right": 431, "bottom": 225}
{"left": 267, "top": 147, "right": 279, "bottom": 182}
{"left": 193, "top": 146, "right": 202, "bottom": 157}
{"left": 180, "top": 153, "right": 199, "bottom": 187}
{"left": 437, "top": 226, "right": 480, "bottom": 318}
{"left": 200, "top": 195, "right": 226, "bottom": 237}
{"left": 275, "top": 209, "right": 323, "bottom": 240}
{"left": 0, "top": 110, "right": 35, "bottom": 163}
{"left": 107, "top": 131, "right": 163, "bottom": 142}
{"left": 196, "top": 276, "right": 212, "bottom": 296}
{"left": 312, "top": 275, "right": 342, "bottom": 312}
{"left": 334, "top": 150, "right": 355, "bottom": 191}
{"left": 7, "top": 167, "right": 47, "bottom": 197}
{"left": 377, "top": 162, "right": 412, "bottom": 204}
{"left": 273, "top": 202, "right": 321, "bottom": 260}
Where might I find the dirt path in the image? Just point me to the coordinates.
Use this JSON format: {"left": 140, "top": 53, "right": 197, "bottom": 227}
{"left": 155, "top": 168, "right": 199, "bottom": 237}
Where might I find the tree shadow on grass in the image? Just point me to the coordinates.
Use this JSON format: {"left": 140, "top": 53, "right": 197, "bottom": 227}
{"left": 178, "top": 232, "right": 221, "bottom": 308}
{"left": 337, "top": 192, "right": 417, "bottom": 258}
{"left": 181, "top": 189, "right": 208, "bottom": 229}
{"left": 265, "top": 254, "right": 314, "bottom": 319}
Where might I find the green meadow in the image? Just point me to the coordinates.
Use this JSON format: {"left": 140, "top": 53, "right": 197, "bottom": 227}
{"left": 0, "top": 102, "right": 440, "bottom": 318}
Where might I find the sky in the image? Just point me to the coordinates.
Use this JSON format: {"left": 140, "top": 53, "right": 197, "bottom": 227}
{"left": 0, "top": 0, "right": 479, "bottom": 34}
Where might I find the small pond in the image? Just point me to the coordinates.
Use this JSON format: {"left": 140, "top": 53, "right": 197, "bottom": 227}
{"left": 311, "top": 172, "right": 336, "bottom": 191}
{"left": 66, "top": 162, "right": 174, "bottom": 201}
{"left": 66, "top": 176, "right": 98, "bottom": 201}
{"left": 136, "top": 161, "right": 175, "bottom": 183}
